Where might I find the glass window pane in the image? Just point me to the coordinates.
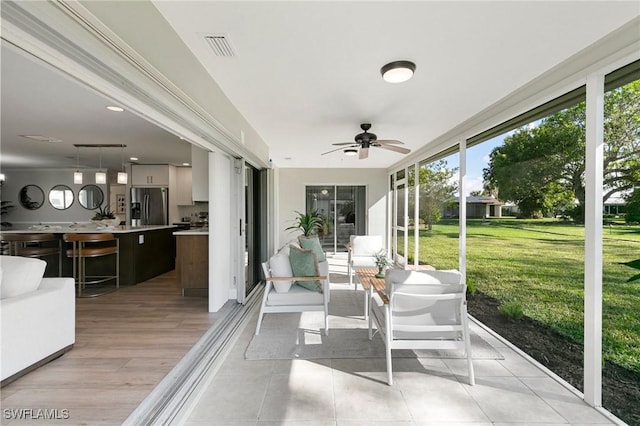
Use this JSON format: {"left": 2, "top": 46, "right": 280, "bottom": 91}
{"left": 602, "top": 77, "right": 640, "bottom": 422}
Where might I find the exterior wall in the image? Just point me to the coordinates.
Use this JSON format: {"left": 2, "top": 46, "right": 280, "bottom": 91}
{"left": 276, "top": 168, "right": 387, "bottom": 251}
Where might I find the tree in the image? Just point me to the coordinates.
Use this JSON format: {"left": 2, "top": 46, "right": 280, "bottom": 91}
{"left": 409, "top": 160, "right": 458, "bottom": 230}
{"left": 484, "top": 80, "right": 640, "bottom": 221}
{"left": 625, "top": 188, "right": 640, "bottom": 223}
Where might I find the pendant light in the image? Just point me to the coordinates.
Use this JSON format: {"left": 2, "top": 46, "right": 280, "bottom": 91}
{"left": 95, "top": 147, "right": 107, "bottom": 184}
{"left": 117, "top": 145, "right": 128, "bottom": 184}
{"left": 73, "top": 146, "right": 83, "bottom": 184}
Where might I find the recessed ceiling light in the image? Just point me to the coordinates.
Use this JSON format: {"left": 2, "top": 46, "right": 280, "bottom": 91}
{"left": 381, "top": 60, "right": 416, "bottom": 83}
{"left": 130, "top": 157, "right": 139, "bottom": 161}
{"left": 284, "top": 157, "right": 292, "bottom": 160}
{"left": 344, "top": 149, "right": 358, "bottom": 156}
{"left": 20, "top": 135, "right": 63, "bottom": 143}
{"left": 106, "top": 105, "right": 125, "bottom": 112}
{"left": 182, "top": 162, "right": 190, "bottom": 166}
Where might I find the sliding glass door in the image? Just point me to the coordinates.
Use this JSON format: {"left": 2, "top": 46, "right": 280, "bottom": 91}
{"left": 305, "top": 185, "right": 366, "bottom": 252}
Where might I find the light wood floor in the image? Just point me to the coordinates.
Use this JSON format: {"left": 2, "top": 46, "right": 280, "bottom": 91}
{"left": 1, "top": 271, "right": 221, "bottom": 425}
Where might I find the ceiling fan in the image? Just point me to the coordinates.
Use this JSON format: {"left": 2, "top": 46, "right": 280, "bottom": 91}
{"left": 322, "top": 123, "right": 411, "bottom": 159}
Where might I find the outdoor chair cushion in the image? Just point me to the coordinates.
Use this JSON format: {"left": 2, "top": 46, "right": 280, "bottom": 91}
{"left": 268, "top": 250, "right": 294, "bottom": 293}
{"left": 298, "top": 236, "right": 326, "bottom": 262}
{"left": 266, "top": 284, "right": 325, "bottom": 306}
{"left": 289, "top": 245, "right": 322, "bottom": 292}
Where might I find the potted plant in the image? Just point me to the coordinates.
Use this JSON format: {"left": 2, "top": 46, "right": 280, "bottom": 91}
{"left": 374, "top": 249, "right": 392, "bottom": 278}
{"left": 286, "top": 211, "right": 322, "bottom": 237}
{"left": 92, "top": 204, "right": 120, "bottom": 227}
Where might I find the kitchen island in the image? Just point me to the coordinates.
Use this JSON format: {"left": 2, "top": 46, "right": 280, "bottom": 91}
{"left": 1, "top": 225, "right": 178, "bottom": 285}
{"left": 173, "top": 229, "right": 208, "bottom": 296}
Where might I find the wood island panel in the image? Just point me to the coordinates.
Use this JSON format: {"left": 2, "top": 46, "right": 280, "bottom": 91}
{"left": 175, "top": 234, "right": 208, "bottom": 296}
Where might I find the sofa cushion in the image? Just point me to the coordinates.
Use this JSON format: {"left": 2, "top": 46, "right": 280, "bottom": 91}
{"left": 288, "top": 245, "right": 322, "bottom": 293}
{"left": 350, "top": 235, "right": 383, "bottom": 257}
{"left": 0, "top": 256, "right": 46, "bottom": 300}
{"left": 269, "top": 250, "right": 293, "bottom": 293}
{"left": 298, "top": 236, "right": 326, "bottom": 262}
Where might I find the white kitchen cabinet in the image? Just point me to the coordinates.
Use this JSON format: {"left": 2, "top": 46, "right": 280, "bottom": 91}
{"left": 191, "top": 146, "right": 209, "bottom": 201}
{"left": 131, "top": 165, "right": 170, "bottom": 186}
{"left": 176, "top": 167, "right": 193, "bottom": 205}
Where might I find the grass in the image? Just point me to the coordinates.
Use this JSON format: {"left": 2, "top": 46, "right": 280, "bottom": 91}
{"left": 400, "top": 217, "right": 640, "bottom": 373}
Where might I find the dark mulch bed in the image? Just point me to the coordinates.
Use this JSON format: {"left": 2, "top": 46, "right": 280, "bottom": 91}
{"left": 468, "top": 291, "right": 640, "bottom": 425}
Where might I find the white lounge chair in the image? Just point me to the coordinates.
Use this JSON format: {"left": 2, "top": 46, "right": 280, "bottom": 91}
{"left": 368, "top": 268, "right": 475, "bottom": 386}
{"left": 255, "top": 245, "right": 330, "bottom": 336}
{"left": 347, "top": 235, "right": 384, "bottom": 289}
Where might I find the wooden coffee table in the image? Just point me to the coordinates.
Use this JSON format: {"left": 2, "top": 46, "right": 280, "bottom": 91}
{"left": 355, "top": 267, "right": 389, "bottom": 319}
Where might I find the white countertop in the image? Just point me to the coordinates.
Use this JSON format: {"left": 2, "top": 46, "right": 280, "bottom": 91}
{"left": 173, "top": 229, "right": 209, "bottom": 236}
{"left": 2, "top": 224, "right": 178, "bottom": 234}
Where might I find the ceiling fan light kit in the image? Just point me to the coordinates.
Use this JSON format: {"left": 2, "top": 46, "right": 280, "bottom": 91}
{"left": 381, "top": 60, "right": 416, "bottom": 83}
{"left": 344, "top": 148, "right": 358, "bottom": 156}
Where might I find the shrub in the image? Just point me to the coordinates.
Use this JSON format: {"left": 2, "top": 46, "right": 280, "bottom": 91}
{"left": 466, "top": 280, "right": 477, "bottom": 295}
{"left": 499, "top": 301, "right": 524, "bottom": 322}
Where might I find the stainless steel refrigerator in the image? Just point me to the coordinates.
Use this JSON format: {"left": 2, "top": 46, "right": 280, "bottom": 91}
{"left": 130, "top": 187, "right": 169, "bottom": 226}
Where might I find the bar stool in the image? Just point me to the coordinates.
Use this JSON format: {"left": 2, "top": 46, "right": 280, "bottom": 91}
{"left": 63, "top": 233, "right": 119, "bottom": 298}
{"left": 0, "top": 233, "right": 62, "bottom": 276}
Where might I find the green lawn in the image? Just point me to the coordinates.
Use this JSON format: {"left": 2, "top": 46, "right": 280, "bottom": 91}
{"left": 401, "top": 218, "right": 640, "bottom": 373}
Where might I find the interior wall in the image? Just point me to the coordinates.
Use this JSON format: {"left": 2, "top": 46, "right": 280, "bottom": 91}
{"left": 276, "top": 168, "right": 388, "bottom": 252}
{"left": 1, "top": 169, "right": 110, "bottom": 226}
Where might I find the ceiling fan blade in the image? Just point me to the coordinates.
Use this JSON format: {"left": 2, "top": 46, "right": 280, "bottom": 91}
{"left": 375, "top": 139, "right": 404, "bottom": 145}
{"left": 359, "top": 147, "right": 369, "bottom": 159}
{"left": 332, "top": 142, "right": 358, "bottom": 146}
{"left": 322, "top": 146, "right": 351, "bottom": 155}
{"left": 379, "top": 144, "right": 411, "bottom": 154}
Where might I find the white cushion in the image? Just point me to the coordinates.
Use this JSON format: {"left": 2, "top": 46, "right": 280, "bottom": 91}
{"left": 269, "top": 251, "right": 293, "bottom": 293}
{"left": 385, "top": 269, "right": 463, "bottom": 295}
{"left": 350, "top": 235, "right": 383, "bottom": 256}
{"left": 0, "top": 256, "right": 46, "bottom": 299}
{"left": 351, "top": 256, "right": 378, "bottom": 268}
{"left": 267, "top": 284, "right": 324, "bottom": 306}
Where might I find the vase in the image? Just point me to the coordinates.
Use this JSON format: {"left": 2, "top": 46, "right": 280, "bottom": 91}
{"left": 375, "top": 267, "right": 385, "bottom": 279}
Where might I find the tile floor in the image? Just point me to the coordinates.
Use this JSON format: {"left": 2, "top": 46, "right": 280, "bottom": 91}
{"left": 172, "top": 256, "right": 617, "bottom": 426}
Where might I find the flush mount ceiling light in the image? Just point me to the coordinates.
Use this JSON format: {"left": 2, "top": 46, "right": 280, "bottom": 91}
{"left": 130, "top": 157, "right": 139, "bottom": 161}
{"left": 380, "top": 60, "right": 416, "bottom": 83}
{"left": 106, "top": 105, "right": 124, "bottom": 112}
{"left": 344, "top": 148, "right": 358, "bottom": 156}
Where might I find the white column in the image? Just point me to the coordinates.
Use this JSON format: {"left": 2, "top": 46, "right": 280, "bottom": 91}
{"left": 413, "top": 162, "right": 419, "bottom": 267}
{"left": 209, "top": 151, "right": 233, "bottom": 312}
{"left": 459, "top": 140, "right": 467, "bottom": 282}
{"left": 584, "top": 73, "right": 604, "bottom": 407}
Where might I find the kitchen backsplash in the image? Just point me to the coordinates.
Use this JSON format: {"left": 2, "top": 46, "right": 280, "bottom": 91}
{"left": 177, "top": 202, "right": 208, "bottom": 223}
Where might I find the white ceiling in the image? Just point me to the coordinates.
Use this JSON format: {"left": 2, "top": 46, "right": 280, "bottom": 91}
{"left": 153, "top": 1, "right": 639, "bottom": 168}
{"left": 0, "top": 45, "right": 192, "bottom": 171}
{"left": 1, "top": 2, "right": 638, "bottom": 171}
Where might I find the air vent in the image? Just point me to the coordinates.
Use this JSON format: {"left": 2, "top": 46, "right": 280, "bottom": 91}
{"left": 204, "top": 34, "right": 236, "bottom": 57}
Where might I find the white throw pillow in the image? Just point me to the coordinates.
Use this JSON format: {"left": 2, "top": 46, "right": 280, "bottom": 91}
{"left": 269, "top": 251, "right": 293, "bottom": 293}
{"left": 0, "top": 256, "right": 46, "bottom": 299}
{"left": 350, "top": 235, "right": 383, "bottom": 257}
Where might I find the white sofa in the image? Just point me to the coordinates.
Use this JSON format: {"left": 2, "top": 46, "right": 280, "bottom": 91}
{"left": 1, "top": 256, "right": 75, "bottom": 385}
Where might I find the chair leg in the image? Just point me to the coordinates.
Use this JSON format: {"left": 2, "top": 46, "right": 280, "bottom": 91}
{"left": 323, "top": 280, "right": 329, "bottom": 336}
{"left": 255, "top": 283, "right": 271, "bottom": 335}
{"left": 348, "top": 262, "right": 353, "bottom": 289}
{"left": 463, "top": 313, "right": 475, "bottom": 385}
{"left": 385, "top": 306, "right": 393, "bottom": 385}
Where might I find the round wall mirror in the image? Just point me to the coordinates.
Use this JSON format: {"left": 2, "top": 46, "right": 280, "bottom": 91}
{"left": 19, "top": 185, "right": 45, "bottom": 210}
{"left": 48, "top": 184, "right": 74, "bottom": 210}
{"left": 78, "top": 184, "right": 104, "bottom": 210}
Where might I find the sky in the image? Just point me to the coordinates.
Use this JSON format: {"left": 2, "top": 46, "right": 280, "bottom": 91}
{"left": 442, "top": 135, "right": 506, "bottom": 196}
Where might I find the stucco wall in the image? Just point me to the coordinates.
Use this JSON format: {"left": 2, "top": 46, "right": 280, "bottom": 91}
{"left": 276, "top": 168, "right": 388, "bottom": 251}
